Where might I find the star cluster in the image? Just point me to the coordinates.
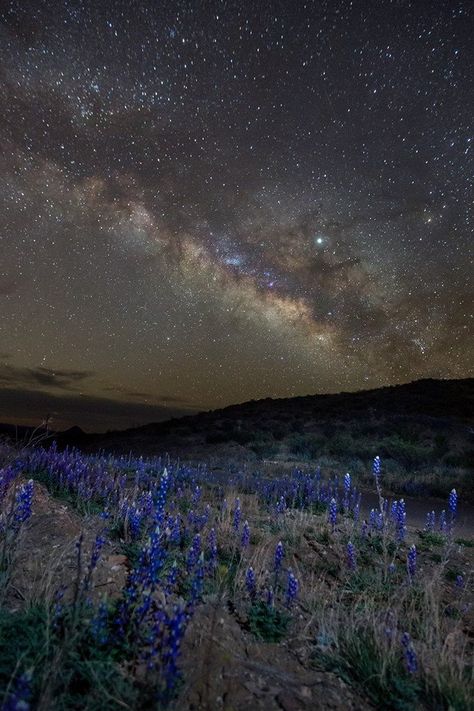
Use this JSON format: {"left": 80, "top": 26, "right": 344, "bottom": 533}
{"left": 0, "top": 0, "right": 472, "bottom": 430}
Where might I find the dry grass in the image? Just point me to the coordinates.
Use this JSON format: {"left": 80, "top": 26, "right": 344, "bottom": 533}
{"left": 0, "top": 439, "right": 473, "bottom": 710}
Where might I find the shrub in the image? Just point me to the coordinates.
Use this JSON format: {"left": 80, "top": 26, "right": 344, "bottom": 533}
{"left": 248, "top": 601, "right": 289, "bottom": 642}
{"left": 286, "top": 433, "right": 324, "bottom": 459}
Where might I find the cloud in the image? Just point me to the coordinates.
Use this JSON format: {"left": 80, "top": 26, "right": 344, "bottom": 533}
{"left": 0, "top": 387, "right": 197, "bottom": 432}
{"left": 0, "top": 365, "right": 94, "bottom": 391}
{"left": 101, "top": 385, "right": 190, "bottom": 404}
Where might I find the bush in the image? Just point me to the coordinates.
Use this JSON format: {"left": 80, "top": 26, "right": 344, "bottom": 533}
{"left": 230, "top": 430, "right": 254, "bottom": 445}
{"left": 205, "top": 430, "right": 230, "bottom": 444}
{"left": 249, "top": 440, "right": 279, "bottom": 458}
{"left": 286, "top": 433, "right": 324, "bottom": 459}
{"left": 378, "top": 436, "right": 431, "bottom": 468}
{"left": 248, "top": 601, "right": 289, "bottom": 642}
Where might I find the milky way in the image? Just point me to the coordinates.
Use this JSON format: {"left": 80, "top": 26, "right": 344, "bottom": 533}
{"left": 0, "top": 0, "right": 472, "bottom": 430}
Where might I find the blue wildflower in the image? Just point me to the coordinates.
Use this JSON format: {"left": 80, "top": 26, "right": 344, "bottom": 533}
{"left": 286, "top": 569, "right": 299, "bottom": 607}
{"left": 449, "top": 488, "right": 457, "bottom": 515}
{"left": 346, "top": 541, "right": 357, "bottom": 571}
{"left": 233, "top": 498, "right": 241, "bottom": 532}
{"left": 425, "top": 510, "right": 435, "bottom": 532}
{"left": 396, "top": 499, "right": 406, "bottom": 542}
{"left": 246, "top": 566, "right": 256, "bottom": 599}
{"left": 2, "top": 670, "right": 32, "bottom": 711}
{"left": 241, "top": 520, "right": 250, "bottom": 548}
{"left": 407, "top": 544, "right": 417, "bottom": 581}
{"left": 373, "top": 456, "right": 381, "bottom": 479}
{"left": 439, "top": 509, "right": 447, "bottom": 533}
{"left": 14, "top": 480, "right": 34, "bottom": 527}
{"left": 401, "top": 632, "right": 418, "bottom": 673}
{"left": 208, "top": 527, "right": 218, "bottom": 569}
{"left": 328, "top": 497, "right": 337, "bottom": 531}
{"left": 274, "top": 540, "right": 284, "bottom": 573}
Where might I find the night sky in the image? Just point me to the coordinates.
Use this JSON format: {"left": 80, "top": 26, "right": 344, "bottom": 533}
{"left": 0, "top": 0, "right": 472, "bottom": 431}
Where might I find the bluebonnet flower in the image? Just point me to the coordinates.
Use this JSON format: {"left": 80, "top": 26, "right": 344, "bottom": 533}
{"left": 346, "top": 541, "right": 357, "bottom": 571}
{"left": 91, "top": 600, "right": 109, "bottom": 645}
{"left": 246, "top": 566, "right": 256, "bottom": 599}
{"left": 425, "top": 510, "right": 435, "bottom": 532}
{"left": 449, "top": 488, "right": 457, "bottom": 515}
{"left": 190, "top": 556, "right": 205, "bottom": 604}
{"left": 439, "top": 509, "right": 447, "bottom": 533}
{"left": 138, "top": 490, "right": 154, "bottom": 518}
{"left": 52, "top": 585, "right": 67, "bottom": 630}
{"left": 407, "top": 545, "right": 417, "bottom": 581}
{"left": 344, "top": 472, "right": 351, "bottom": 494}
{"left": 455, "top": 574, "right": 465, "bottom": 589}
{"left": 361, "top": 520, "right": 368, "bottom": 537}
{"left": 328, "top": 497, "right": 337, "bottom": 531}
{"left": 89, "top": 533, "right": 106, "bottom": 573}
{"left": 208, "top": 527, "right": 218, "bottom": 569}
{"left": 373, "top": 456, "right": 381, "bottom": 479}
{"left": 169, "top": 515, "right": 181, "bottom": 544}
{"left": 14, "top": 480, "right": 34, "bottom": 527}
{"left": 187, "top": 509, "right": 196, "bottom": 529}
{"left": 286, "top": 569, "right": 299, "bottom": 607}
{"left": 390, "top": 500, "right": 398, "bottom": 522}
{"left": 154, "top": 469, "right": 169, "bottom": 526}
{"left": 128, "top": 506, "right": 142, "bottom": 540}
{"left": 449, "top": 489, "right": 457, "bottom": 530}
{"left": 276, "top": 495, "right": 286, "bottom": 514}
{"left": 192, "top": 485, "right": 201, "bottom": 505}
{"left": 396, "top": 499, "right": 406, "bottom": 542}
{"left": 187, "top": 534, "right": 201, "bottom": 570}
{"left": 241, "top": 520, "right": 250, "bottom": 548}
{"left": 2, "top": 670, "right": 32, "bottom": 711}
{"left": 369, "top": 508, "right": 376, "bottom": 529}
{"left": 140, "top": 527, "right": 166, "bottom": 589}
{"left": 343, "top": 472, "right": 351, "bottom": 511}
{"left": 233, "top": 498, "right": 241, "bottom": 532}
{"left": 401, "top": 632, "right": 418, "bottom": 673}
{"left": 166, "top": 561, "right": 178, "bottom": 596}
{"left": 161, "top": 606, "right": 187, "bottom": 699}
{"left": 274, "top": 540, "right": 284, "bottom": 573}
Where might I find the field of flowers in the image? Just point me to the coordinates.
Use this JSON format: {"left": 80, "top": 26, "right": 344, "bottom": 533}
{"left": 0, "top": 440, "right": 472, "bottom": 710}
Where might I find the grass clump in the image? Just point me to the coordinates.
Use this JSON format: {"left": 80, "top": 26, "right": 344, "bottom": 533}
{"left": 248, "top": 600, "right": 289, "bottom": 642}
{"left": 0, "top": 604, "right": 140, "bottom": 710}
{"left": 417, "top": 531, "right": 445, "bottom": 547}
{"left": 455, "top": 537, "right": 474, "bottom": 548}
{"left": 314, "top": 630, "right": 421, "bottom": 711}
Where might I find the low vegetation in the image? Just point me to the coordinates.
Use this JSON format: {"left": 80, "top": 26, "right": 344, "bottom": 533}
{"left": 0, "top": 438, "right": 472, "bottom": 709}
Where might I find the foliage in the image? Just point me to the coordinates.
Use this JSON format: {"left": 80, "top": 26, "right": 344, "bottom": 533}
{"left": 0, "top": 442, "right": 472, "bottom": 710}
{"left": 248, "top": 601, "right": 289, "bottom": 642}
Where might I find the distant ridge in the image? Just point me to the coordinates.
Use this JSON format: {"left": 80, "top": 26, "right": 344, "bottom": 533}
{"left": 2, "top": 378, "right": 472, "bottom": 461}
{"left": 101, "top": 376, "right": 474, "bottom": 437}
